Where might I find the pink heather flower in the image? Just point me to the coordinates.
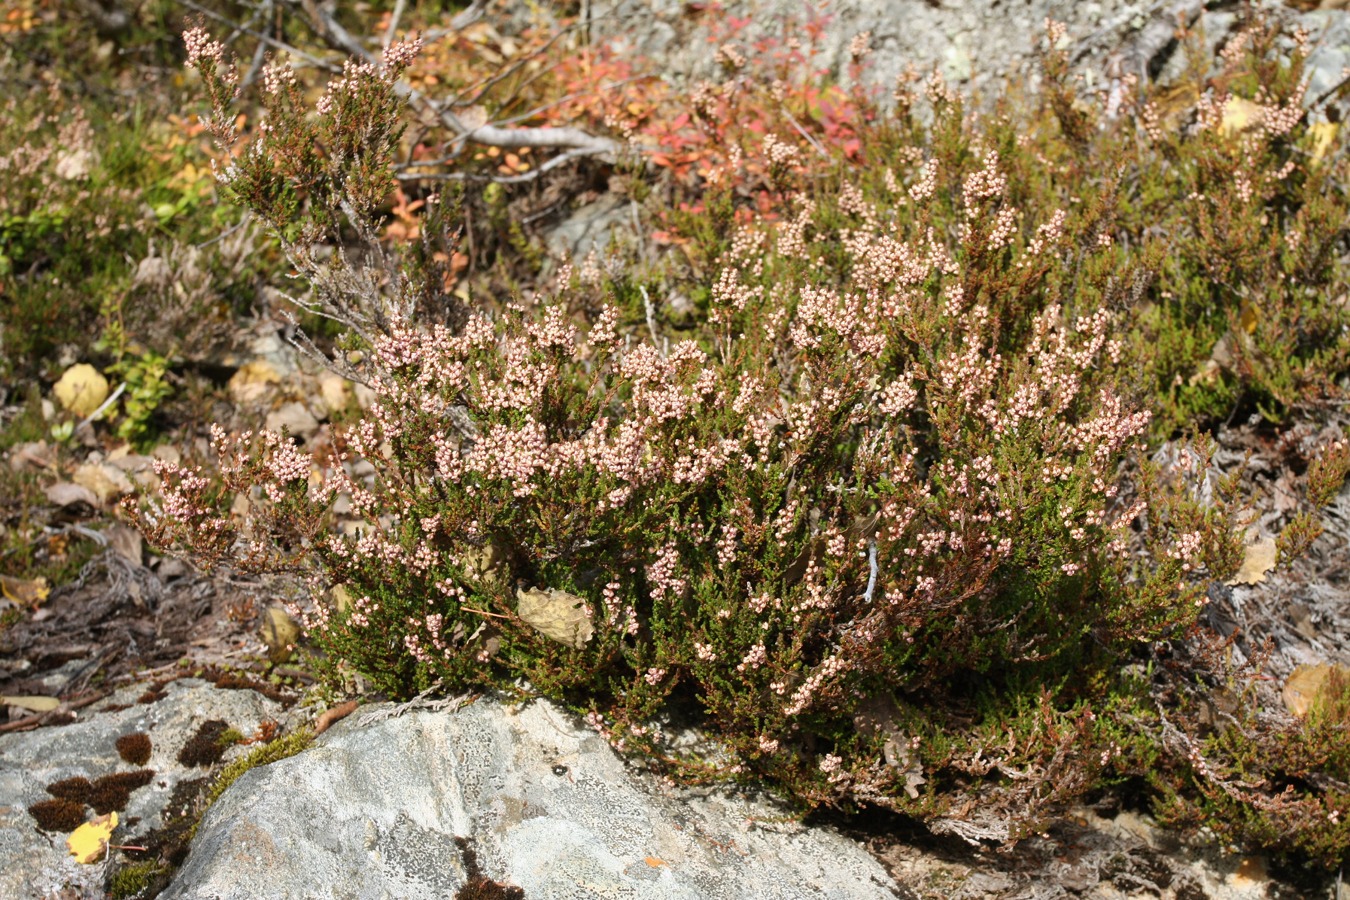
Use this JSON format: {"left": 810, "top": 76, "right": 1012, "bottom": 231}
{"left": 183, "top": 28, "right": 225, "bottom": 68}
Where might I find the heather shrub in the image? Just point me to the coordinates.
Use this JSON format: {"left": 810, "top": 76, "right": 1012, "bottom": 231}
{"left": 140, "top": 12, "right": 1350, "bottom": 864}
{"left": 639, "top": 14, "right": 1350, "bottom": 437}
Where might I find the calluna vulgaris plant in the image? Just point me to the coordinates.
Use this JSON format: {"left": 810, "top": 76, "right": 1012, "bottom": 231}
{"left": 136, "top": 13, "right": 1350, "bottom": 865}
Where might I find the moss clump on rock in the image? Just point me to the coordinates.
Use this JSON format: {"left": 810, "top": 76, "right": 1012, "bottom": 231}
{"left": 115, "top": 732, "right": 153, "bottom": 766}
{"left": 88, "top": 769, "right": 158, "bottom": 814}
{"left": 107, "top": 859, "right": 167, "bottom": 899}
{"left": 45, "top": 775, "right": 93, "bottom": 804}
{"left": 28, "top": 798, "right": 86, "bottom": 832}
{"left": 177, "top": 720, "right": 233, "bottom": 767}
{"left": 201, "top": 727, "right": 314, "bottom": 812}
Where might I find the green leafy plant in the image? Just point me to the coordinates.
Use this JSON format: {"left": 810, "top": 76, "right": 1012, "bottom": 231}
{"left": 107, "top": 350, "right": 173, "bottom": 447}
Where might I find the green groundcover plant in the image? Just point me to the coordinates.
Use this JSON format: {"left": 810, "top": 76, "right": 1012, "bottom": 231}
{"left": 137, "top": 12, "right": 1350, "bottom": 866}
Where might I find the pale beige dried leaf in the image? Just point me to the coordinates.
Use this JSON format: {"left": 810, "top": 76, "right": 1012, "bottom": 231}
{"left": 104, "top": 524, "right": 143, "bottom": 566}
{"left": 330, "top": 584, "right": 353, "bottom": 614}
{"left": 1226, "top": 537, "right": 1277, "bottom": 586}
{"left": 1309, "top": 121, "right": 1339, "bottom": 162}
{"left": 462, "top": 540, "right": 505, "bottom": 581}
{"left": 72, "top": 462, "right": 133, "bottom": 505}
{"left": 1220, "top": 97, "right": 1262, "bottom": 137}
{"left": 1282, "top": 664, "right": 1337, "bottom": 717}
{"left": 44, "top": 482, "right": 100, "bottom": 509}
{"left": 515, "top": 587, "right": 593, "bottom": 649}
{"left": 0, "top": 694, "right": 61, "bottom": 712}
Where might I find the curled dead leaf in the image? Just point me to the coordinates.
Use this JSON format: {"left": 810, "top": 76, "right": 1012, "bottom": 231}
{"left": 314, "top": 699, "right": 359, "bottom": 735}
{"left": 260, "top": 607, "right": 301, "bottom": 664}
{"left": 515, "top": 587, "right": 594, "bottom": 649}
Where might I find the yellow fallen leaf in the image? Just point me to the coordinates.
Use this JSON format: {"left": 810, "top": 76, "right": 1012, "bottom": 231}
{"left": 1238, "top": 302, "right": 1259, "bottom": 335}
{"left": 1226, "top": 537, "right": 1277, "bottom": 586}
{"left": 516, "top": 587, "right": 594, "bottom": 649}
{"left": 1309, "top": 121, "right": 1339, "bottom": 163}
{"left": 67, "top": 812, "right": 117, "bottom": 864}
{"left": 0, "top": 574, "right": 49, "bottom": 606}
{"left": 0, "top": 695, "right": 61, "bottom": 712}
{"left": 226, "top": 359, "right": 282, "bottom": 405}
{"left": 52, "top": 364, "right": 109, "bottom": 418}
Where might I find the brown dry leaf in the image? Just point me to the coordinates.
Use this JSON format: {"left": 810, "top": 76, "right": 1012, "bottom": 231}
{"left": 1282, "top": 664, "right": 1347, "bottom": 716}
{"left": 52, "top": 364, "right": 109, "bottom": 418}
{"left": 260, "top": 607, "right": 301, "bottom": 664}
{"left": 0, "top": 574, "right": 49, "bottom": 607}
{"left": 67, "top": 812, "right": 117, "bottom": 864}
{"left": 1226, "top": 537, "right": 1278, "bottom": 586}
{"left": 515, "top": 587, "right": 594, "bottom": 649}
{"left": 1, "top": 694, "right": 61, "bottom": 712}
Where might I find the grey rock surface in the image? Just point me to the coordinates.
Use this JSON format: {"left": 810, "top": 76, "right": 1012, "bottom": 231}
{"left": 545, "top": 194, "right": 636, "bottom": 262}
{"left": 587, "top": 0, "right": 1349, "bottom": 112}
{"left": 0, "top": 678, "right": 281, "bottom": 899}
{"left": 588, "top": 0, "right": 1149, "bottom": 95}
{"left": 163, "top": 696, "right": 902, "bottom": 899}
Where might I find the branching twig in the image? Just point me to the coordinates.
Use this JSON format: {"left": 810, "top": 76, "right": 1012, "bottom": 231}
{"left": 284, "top": 0, "right": 622, "bottom": 163}
{"left": 398, "top": 145, "right": 603, "bottom": 184}
{"left": 355, "top": 683, "right": 476, "bottom": 726}
{"left": 381, "top": 0, "right": 406, "bottom": 50}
